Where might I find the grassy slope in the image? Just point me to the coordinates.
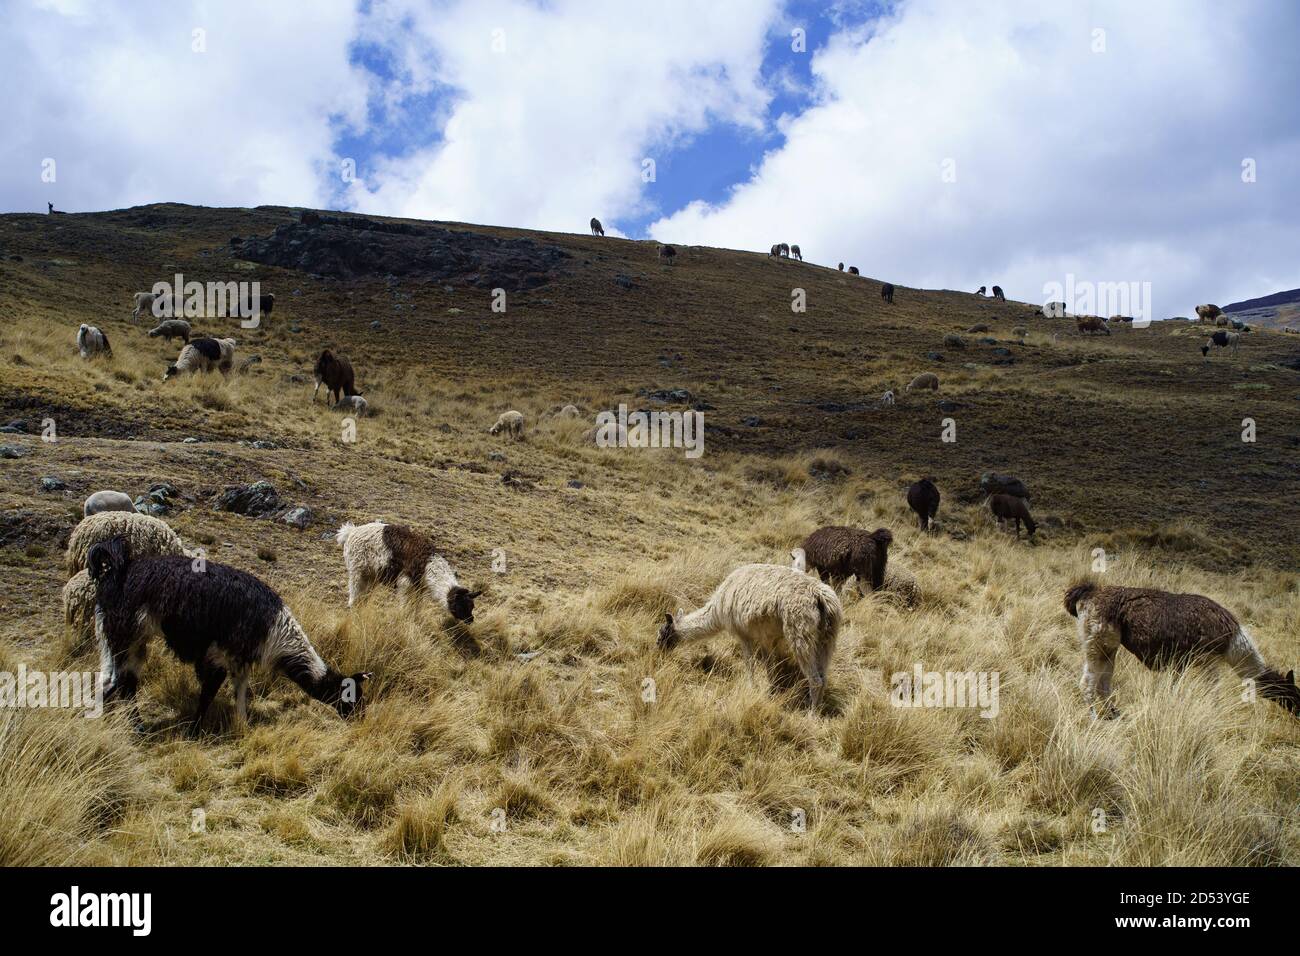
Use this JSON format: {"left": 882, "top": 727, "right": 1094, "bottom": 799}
{"left": 0, "top": 203, "right": 1297, "bottom": 866}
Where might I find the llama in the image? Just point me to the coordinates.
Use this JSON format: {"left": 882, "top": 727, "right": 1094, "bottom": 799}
{"left": 1076, "top": 316, "right": 1110, "bottom": 335}
{"left": 838, "top": 262, "right": 844, "bottom": 271}
{"left": 656, "top": 563, "right": 842, "bottom": 711}
{"left": 881, "top": 282, "right": 894, "bottom": 303}
{"left": 312, "top": 349, "right": 359, "bottom": 405}
{"left": 991, "top": 285, "right": 1006, "bottom": 301}
{"left": 590, "top": 217, "right": 604, "bottom": 236}
{"left": 989, "top": 493, "right": 1036, "bottom": 537}
{"left": 659, "top": 244, "right": 676, "bottom": 264}
{"left": 777, "top": 243, "right": 790, "bottom": 258}
{"left": 848, "top": 266, "right": 859, "bottom": 275}
{"left": 77, "top": 325, "right": 111, "bottom": 359}
{"left": 790, "top": 244, "right": 802, "bottom": 261}
{"left": 335, "top": 521, "right": 480, "bottom": 622}
{"left": 799, "top": 526, "right": 892, "bottom": 597}
{"left": 1064, "top": 582, "right": 1299, "bottom": 719}
{"left": 976, "top": 286, "right": 986, "bottom": 296}
{"left": 87, "top": 536, "right": 369, "bottom": 733}
{"left": 163, "top": 337, "right": 235, "bottom": 381}
{"left": 906, "top": 478, "right": 940, "bottom": 531}
{"left": 1195, "top": 304, "right": 1222, "bottom": 325}
{"left": 1201, "top": 330, "right": 1239, "bottom": 358}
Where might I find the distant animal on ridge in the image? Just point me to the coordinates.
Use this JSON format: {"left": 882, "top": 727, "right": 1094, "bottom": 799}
{"left": 656, "top": 563, "right": 842, "bottom": 711}
{"left": 659, "top": 244, "right": 676, "bottom": 264}
{"left": 1201, "top": 330, "right": 1239, "bottom": 358}
{"left": 848, "top": 266, "right": 859, "bottom": 275}
{"left": 991, "top": 285, "right": 1005, "bottom": 301}
{"left": 906, "top": 478, "right": 941, "bottom": 531}
{"left": 1076, "top": 316, "right": 1110, "bottom": 335}
{"left": 590, "top": 217, "right": 604, "bottom": 236}
{"left": 790, "top": 245, "right": 802, "bottom": 261}
{"left": 838, "top": 262, "right": 844, "bottom": 271}
{"left": 1195, "top": 304, "right": 1222, "bottom": 325}
{"left": 976, "top": 286, "right": 986, "bottom": 296}
{"left": 881, "top": 282, "right": 894, "bottom": 303}
{"left": 1064, "top": 582, "right": 1299, "bottom": 719}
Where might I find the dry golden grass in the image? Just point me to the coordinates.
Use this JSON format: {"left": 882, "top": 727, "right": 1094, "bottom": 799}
{"left": 1, "top": 204, "right": 1298, "bottom": 866}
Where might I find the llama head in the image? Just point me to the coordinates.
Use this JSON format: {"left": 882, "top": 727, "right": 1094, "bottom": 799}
{"left": 327, "top": 671, "right": 372, "bottom": 719}
{"left": 657, "top": 612, "right": 682, "bottom": 651}
{"left": 1259, "top": 670, "right": 1300, "bottom": 716}
{"left": 446, "top": 586, "right": 481, "bottom": 624}
{"left": 163, "top": 363, "right": 179, "bottom": 382}
{"left": 790, "top": 547, "right": 807, "bottom": 572}
{"left": 87, "top": 536, "right": 130, "bottom": 581}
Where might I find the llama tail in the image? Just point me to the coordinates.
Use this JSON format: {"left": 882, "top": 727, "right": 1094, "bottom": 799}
{"left": 1063, "top": 581, "right": 1095, "bottom": 617}
{"left": 335, "top": 522, "right": 357, "bottom": 548}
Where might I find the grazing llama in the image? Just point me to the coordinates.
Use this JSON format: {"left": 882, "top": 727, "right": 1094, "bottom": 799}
{"left": 1064, "top": 582, "right": 1299, "bottom": 719}
{"left": 657, "top": 564, "right": 842, "bottom": 711}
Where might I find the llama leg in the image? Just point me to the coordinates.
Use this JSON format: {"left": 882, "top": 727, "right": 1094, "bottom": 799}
{"left": 190, "top": 661, "right": 227, "bottom": 736}
{"left": 233, "top": 671, "right": 251, "bottom": 725}
{"left": 1078, "top": 614, "right": 1120, "bottom": 718}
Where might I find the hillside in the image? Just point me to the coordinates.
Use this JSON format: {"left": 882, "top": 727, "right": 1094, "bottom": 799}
{"left": 1, "top": 203, "right": 1298, "bottom": 867}
{"left": 1224, "top": 287, "right": 1300, "bottom": 331}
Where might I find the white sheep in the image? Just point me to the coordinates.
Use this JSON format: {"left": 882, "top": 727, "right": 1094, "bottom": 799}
{"left": 77, "top": 324, "right": 111, "bottom": 359}
{"left": 83, "top": 490, "right": 136, "bottom": 517}
{"left": 335, "top": 521, "right": 481, "bottom": 622}
{"left": 147, "top": 319, "right": 191, "bottom": 343}
{"left": 163, "top": 336, "right": 236, "bottom": 381}
{"left": 906, "top": 372, "right": 939, "bottom": 391}
{"left": 65, "top": 510, "right": 187, "bottom": 576}
{"left": 335, "top": 395, "right": 369, "bottom": 416}
{"left": 557, "top": 404, "right": 581, "bottom": 419}
{"left": 656, "top": 563, "right": 843, "bottom": 711}
{"left": 489, "top": 410, "right": 525, "bottom": 439}
{"left": 881, "top": 390, "right": 895, "bottom": 406}
{"left": 132, "top": 291, "right": 168, "bottom": 323}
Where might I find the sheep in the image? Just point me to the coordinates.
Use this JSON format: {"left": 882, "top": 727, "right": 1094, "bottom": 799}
{"left": 881, "top": 282, "right": 895, "bottom": 303}
{"left": 489, "top": 410, "right": 525, "bottom": 439}
{"left": 790, "top": 244, "right": 803, "bottom": 261}
{"left": 312, "top": 349, "right": 359, "bottom": 405}
{"left": 132, "top": 291, "right": 166, "bottom": 322}
{"left": 87, "top": 536, "right": 370, "bottom": 733}
{"left": 656, "top": 563, "right": 842, "bottom": 711}
{"left": 976, "top": 286, "right": 987, "bottom": 296}
{"left": 659, "top": 244, "right": 676, "bottom": 264}
{"left": 1201, "top": 330, "right": 1239, "bottom": 358}
{"left": 906, "top": 478, "right": 940, "bottom": 531}
{"left": 1064, "top": 582, "right": 1299, "bottom": 719}
{"left": 1044, "top": 301, "right": 1067, "bottom": 318}
{"left": 590, "top": 217, "right": 604, "bottom": 236}
{"left": 1195, "top": 304, "right": 1222, "bottom": 324}
{"left": 83, "top": 490, "right": 136, "bottom": 517}
{"left": 335, "top": 521, "right": 480, "bottom": 622}
{"left": 989, "top": 493, "right": 1037, "bottom": 537}
{"left": 163, "top": 336, "right": 236, "bottom": 381}
{"left": 838, "top": 262, "right": 844, "bottom": 271}
{"left": 77, "top": 324, "right": 111, "bottom": 359}
{"left": 335, "top": 395, "right": 369, "bottom": 416}
{"left": 1076, "top": 315, "right": 1110, "bottom": 335}
{"left": 966, "top": 323, "right": 989, "bottom": 333}
{"left": 906, "top": 372, "right": 939, "bottom": 392}
{"left": 881, "top": 390, "right": 895, "bottom": 406}
{"left": 62, "top": 569, "right": 97, "bottom": 646}
{"left": 848, "top": 266, "right": 859, "bottom": 275}
{"left": 66, "top": 510, "right": 188, "bottom": 576}
{"left": 147, "top": 319, "right": 191, "bottom": 343}
{"left": 1013, "top": 326, "right": 1028, "bottom": 341}
{"left": 943, "top": 334, "right": 966, "bottom": 348}
{"left": 555, "top": 403, "right": 581, "bottom": 419}
{"left": 1215, "top": 315, "right": 1230, "bottom": 327}
{"left": 799, "top": 525, "right": 892, "bottom": 598}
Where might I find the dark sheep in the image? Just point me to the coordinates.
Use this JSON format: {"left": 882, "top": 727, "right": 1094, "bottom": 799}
{"left": 906, "top": 478, "right": 940, "bottom": 531}
{"left": 590, "top": 217, "right": 604, "bottom": 236}
{"left": 799, "top": 526, "right": 893, "bottom": 597}
{"left": 989, "top": 494, "right": 1036, "bottom": 537}
{"left": 848, "top": 266, "right": 859, "bottom": 275}
{"left": 87, "top": 536, "right": 369, "bottom": 734}
{"left": 1076, "top": 315, "right": 1110, "bottom": 335}
{"left": 976, "top": 286, "right": 986, "bottom": 295}
{"left": 980, "top": 472, "right": 1029, "bottom": 500}
{"left": 313, "top": 349, "right": 359, "bottom": 405}
{"left": 881, "top": 282, "right": 895, "bottom": 303}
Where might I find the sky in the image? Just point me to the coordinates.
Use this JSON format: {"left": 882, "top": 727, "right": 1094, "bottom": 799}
{"left": 2, "top": 0, "right": 1297, "bottom": 317}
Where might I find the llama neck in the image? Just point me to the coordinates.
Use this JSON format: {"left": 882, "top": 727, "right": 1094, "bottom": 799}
{"left": 424, "top": 555, "right": 460, "bottom": 609}
{"left": 674, "top": 601, "right": 722, "bottom": 643}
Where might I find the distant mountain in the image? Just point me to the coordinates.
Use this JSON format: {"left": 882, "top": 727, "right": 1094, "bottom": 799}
{"left": 1223, "top": 287, "right": 1300, "bottom": 329}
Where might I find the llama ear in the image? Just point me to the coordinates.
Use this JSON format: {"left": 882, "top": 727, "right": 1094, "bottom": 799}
{"left": 1288, "top": 670, "right": 1295, "bottom": 684}
{"left": 663, "top": 612, "right": 674, "bottom": 625}
{"left": 468, "top": 589, "right": 484, "bottom": 599}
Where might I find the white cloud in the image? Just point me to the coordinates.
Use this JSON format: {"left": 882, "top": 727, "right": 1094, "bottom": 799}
{"left": 0, "top": 0, "right": 369, "bottom": 213}
{"left": 344, "top": 0, "right": 784, "bottom": 233}
{"left": 651, "top": 0, "right": 1300, "bottom": 315}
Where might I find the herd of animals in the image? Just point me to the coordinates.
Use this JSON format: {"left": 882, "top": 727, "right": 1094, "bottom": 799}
{"left": 40, "top": 220, "right": 1300, "bottom": 738}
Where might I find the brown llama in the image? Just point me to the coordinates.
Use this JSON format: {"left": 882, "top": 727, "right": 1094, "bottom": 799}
{"left": 906, "top": 478, "right": 940, "bottom": 531}
{"left": 989, "top": 493, "right": 1036, "bottom": 537}
{"left": 799, "top": 526, "right": 892, "bottom": 597}
{"left": 1064, "top": 582, "right": 1299, "bottom": 719}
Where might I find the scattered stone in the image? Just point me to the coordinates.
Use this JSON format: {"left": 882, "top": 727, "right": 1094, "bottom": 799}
{"left": 516, "top": 651, "right": 543, "bottom": 663}
{"left": 566, "top": 479, "right": 584, "bottom": 489}
{"left": 183, "top": 437, "right": 200, "bottom": 444}
{"left": 742, "top": 416, "right": 763, "bottom": 427}
{"left": 943, "top": 334, "right": 966, "bottom": 348}
{"left": 642, "top": 387, "right": 694, "bottom": 403}
{"left": 214, "top": 481, "right": 281, "bottom": 517}
{"left": 281, "top": 506, "right": 312, "bottom": 529}
{"left": 39, "top": 476, "right": 67, "bottom": 492}
{"left": 927, "top": 351, "right": 945, "bottom": 362}
{"left": 978, "top": 337, "right": 998, "bottom": 345}
{"left": 250, "top": 440, "right": 277, "bottom": 450}
{"left": 500, "top": 470, "right": 535, "bottom": 491}
{"left": 370, "top": 321, "right": 382, "bottom": 331}
{"left": 0, "top": 446, "right": 23, "bottom": 459}
{"left": 0, "top": 421, "right": 27, "bottom": 434}
{"left": 488, "top": 451, "right": 506, "bottom": 462}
